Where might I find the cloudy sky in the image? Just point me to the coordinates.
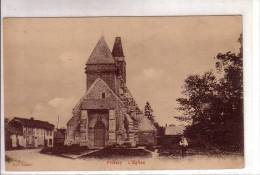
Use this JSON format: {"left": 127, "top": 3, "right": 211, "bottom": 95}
{"left": 3, "top": 16, "right": 242, "bottom": 127}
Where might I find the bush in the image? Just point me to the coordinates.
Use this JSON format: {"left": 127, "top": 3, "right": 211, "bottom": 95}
{"left": 5, "top": 155, "right": 14, "bottom": 162}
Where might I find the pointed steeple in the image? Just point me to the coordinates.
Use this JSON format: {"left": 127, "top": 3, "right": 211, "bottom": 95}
{"left": 112, "top": 37, "right": 126, "bottom": 82}
{"left": 85, "top": 36, "right": 118, "bottom": 93}
{"left": 112, "top": 37, "right": 125, "bottom": 58}
{"left": 86, "top": 36, "right": 115, "bottom": 65}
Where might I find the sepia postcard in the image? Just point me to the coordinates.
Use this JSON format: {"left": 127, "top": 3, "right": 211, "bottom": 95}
{"left": 2, "top": 16, "right": 245, "bottom": 172}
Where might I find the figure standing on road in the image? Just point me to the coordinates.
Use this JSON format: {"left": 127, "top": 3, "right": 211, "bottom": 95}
{"left": 179, "top": 136, "right": 188, "bottom": 157}
{"left": 151, "top": 148, "right": 159, "bottom": 158}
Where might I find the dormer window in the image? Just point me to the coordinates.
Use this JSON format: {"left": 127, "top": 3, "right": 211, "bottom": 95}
{"left": 102, "top": 92, "right": 105, "bottom": 99}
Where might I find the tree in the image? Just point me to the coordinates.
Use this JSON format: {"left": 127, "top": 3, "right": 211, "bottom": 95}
{"left": 176, "top": 35, "right": 243, "bottom": 152}
{"left": 176, "top": 72, "right": 223, "bottom": 149}
{"left": 5, "top": 118, "right": 12, "bottom": 150}
{"left": 176, "top": 72, "right": 218, "bottom": 123}
{"left": 214, "top": 34, "right": 243, "bottom": 151}
{"left": 144, "top": 101, "right": 154, "bottom": 122}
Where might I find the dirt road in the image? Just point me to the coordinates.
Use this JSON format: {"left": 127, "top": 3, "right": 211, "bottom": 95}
{"left": 5, "top": 149, "right": 243, "bottom": 171}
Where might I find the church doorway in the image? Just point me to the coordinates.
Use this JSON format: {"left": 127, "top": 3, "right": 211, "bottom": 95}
{"left": 94, "top": 120, "right": 105, "bottom": 147}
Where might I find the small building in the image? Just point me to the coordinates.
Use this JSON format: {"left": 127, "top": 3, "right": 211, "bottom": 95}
{"left": 8, "top": 117, "right": 54, "bottom": 149}
{"left": 137, "top": 117, "right": 157, "bottom": 146}
{"left": 159, "top": 124, "right": 185, "bottom": 149}
{"left": 165, "top": 124, "right": 184, "bottom": 136}
{"left": 54, "top": 128, "right": 66, "bottom": 147}
{"left": 5, "top": 118, "right": 12, "bottom": 150}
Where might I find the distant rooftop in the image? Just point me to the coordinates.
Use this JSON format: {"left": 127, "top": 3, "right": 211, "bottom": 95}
{"left": 165, "top": 124, "right": 185, "bottom": 135}
{"left": 9, "top": 117, "right": 54, "bottom": 130}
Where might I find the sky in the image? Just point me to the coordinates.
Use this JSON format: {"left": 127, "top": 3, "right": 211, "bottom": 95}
{"left": 3, "top": 16, "right": 242, "bottom": 127}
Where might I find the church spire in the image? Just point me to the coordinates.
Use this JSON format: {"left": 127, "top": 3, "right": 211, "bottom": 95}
{"left": 112, "top": 37, "right": 125, "bottom": 58}
{"left": 85, "top": 36, "right": 118, "bottom": 93}
{"left": 112, "top": 37, "right": 126, "bottom": 82}
{"left": 86, "top": 36, "right": 114, "bottom": 65}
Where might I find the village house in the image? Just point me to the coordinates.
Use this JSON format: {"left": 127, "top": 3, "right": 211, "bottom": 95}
{"left": 138, "top": 117, "right": 157, "bottom": 146}
{"left": 8, "top": 117, "right": 54, "bottom": 149}
{"left": 165, "top": 124, "right": 185, "bottom": 136}
{"left": 159, "top": 124, "right": 185, "bottom": 149}
{"left": 65, "top": 36, "right": 156, "bottom": 149}
{"left": 54, "top": 128, "right": 66, "bottom": 147}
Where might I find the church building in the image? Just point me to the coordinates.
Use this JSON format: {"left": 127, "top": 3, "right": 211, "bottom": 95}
{"left": 65, "top": 36, "right": 155, "bottom": 149}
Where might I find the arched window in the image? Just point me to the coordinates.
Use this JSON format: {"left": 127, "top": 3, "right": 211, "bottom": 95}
{"left": 102, "top": 92, "right": 105, "bottom": 99}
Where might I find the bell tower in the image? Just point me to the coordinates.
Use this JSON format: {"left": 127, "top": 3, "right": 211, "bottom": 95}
{"left": 85, "top": 37, "right": 118, "bottom": 93}
{"left": 112, "top": 37, "right": 126, "bottom": 82}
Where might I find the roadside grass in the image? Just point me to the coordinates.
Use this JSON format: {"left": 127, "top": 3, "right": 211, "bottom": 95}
{"left": 5, "top": 155, "right": 14, "bottom": 163}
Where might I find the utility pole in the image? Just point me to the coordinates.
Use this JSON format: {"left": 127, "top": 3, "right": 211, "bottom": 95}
{"left": 57, "top": 115, "right": 60, "bottom": 130}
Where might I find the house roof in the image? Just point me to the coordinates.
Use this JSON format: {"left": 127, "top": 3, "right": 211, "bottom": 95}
{"left": 9, "top": 117, "right": 54, "bottom": 130}
{"left": 138, "top": 117, "right": 156, "bottom": 131}
{"left": 54, "top": 129, "right": 66, "bottom": 139}
{"left": 86, "top": 36, "right": 115, "bottom": 65}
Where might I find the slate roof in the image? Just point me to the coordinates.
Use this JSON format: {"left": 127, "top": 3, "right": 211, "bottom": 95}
{"left": 112, "top": 37, "right": 125, "bottom": 57}
{"left": 54, "top": 129, "right": 66, "bottom": 139}
{"left": 81, "top": 78, "right": 124, "bottom": 109}
{"left": 9, "top": 117, "right": 54, "bottom": 130}
{"left": 86, "top": 36, "right": 115, "bottom": 65}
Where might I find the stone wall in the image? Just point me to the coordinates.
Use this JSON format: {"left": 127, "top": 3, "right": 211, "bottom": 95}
{"left": 108, "top": 110, "right": 116, "bottom": 145}
{"left": 65, "top": 116, "right": 80, "bottom": 145}
{"left": 79, "top": 110, "right": 88, "bottom": 146}
{"left": 86, "top": 64, "right": 118, "bottom": 94}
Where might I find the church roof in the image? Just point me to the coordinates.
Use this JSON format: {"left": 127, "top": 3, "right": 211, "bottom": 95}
{"left": 81, "top": 99, "right": 118, "bottom": 109}
{"left": 87, "top": 36, "right": 115, "bottom": 65}
{"left": 81, "top": 78, "right": 124, "bottom": 109}
{"left": 112, "top": 37, "right": 125, "bottom": 57}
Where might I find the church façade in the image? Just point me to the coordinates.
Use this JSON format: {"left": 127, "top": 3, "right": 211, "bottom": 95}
{"left": 65, "top": 37, "right": 156, "bottom": 149}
